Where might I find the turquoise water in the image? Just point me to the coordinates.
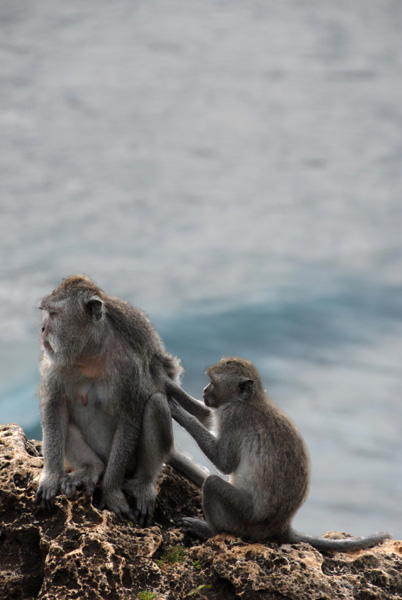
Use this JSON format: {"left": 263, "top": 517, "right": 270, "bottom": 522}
{"left": 0, "top": 0, "right": 401, "bottom": 538}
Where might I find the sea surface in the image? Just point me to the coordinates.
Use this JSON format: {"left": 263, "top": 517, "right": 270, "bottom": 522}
{"left": 0, "top": 0, "right": 401, "bottom": 539}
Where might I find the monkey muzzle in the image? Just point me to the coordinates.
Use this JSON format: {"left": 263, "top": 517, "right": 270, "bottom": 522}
{"left": 41, "top": 330, "right": 54, "bottom": 355}
{"left": 203, "top": 385, "right": 216, "bottom": 408}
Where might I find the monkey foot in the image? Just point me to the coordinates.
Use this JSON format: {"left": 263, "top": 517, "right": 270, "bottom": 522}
{"left": 60, "top": 474, "right": 85, "bottom": 498}
{"left": 180, "top": 517, "right": 214, "bottom": 541}
{"left": 60, "top": 468, "right": 100, "bottom": 498}
{"left": 100, "top": 488, "right": 136, "bottom": 523}
{"left": 122, "top": 480, "right": 156, "bottom": 527}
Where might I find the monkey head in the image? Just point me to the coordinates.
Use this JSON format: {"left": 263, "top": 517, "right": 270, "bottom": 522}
{"left": 203, "top": 357, "right": 265, "bottom": 408}
{"left": 39, "top": 275, "right": 106, "bottom": 365}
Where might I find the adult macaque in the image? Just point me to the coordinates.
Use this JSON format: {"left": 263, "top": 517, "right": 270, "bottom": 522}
{"left": 35, "top": 274, "right": 207, "bottom": 524}
{"left": 169, "top": 357, "right": 391, "bottom": 552}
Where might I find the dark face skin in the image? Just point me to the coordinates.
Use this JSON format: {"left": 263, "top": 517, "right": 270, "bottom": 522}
{"left": 40, "top": 312, "right": 53, "bottom": 354}
{"left": 39, "top": 281, "right": 105, "bottom": 366}
{"left": 40, "top": 302, "right": 65, "bottom": 357}
{"left": 202, "top": 372, "right": 228, "bottom": 408}
{"left": 203, "top": 372, "right": 255, "bottom": 408}
{"left": 202, "top": 375, "right": 235, "bottom": 408}
{"left": 202, "top": 381, "right": 218, "bottom": 408}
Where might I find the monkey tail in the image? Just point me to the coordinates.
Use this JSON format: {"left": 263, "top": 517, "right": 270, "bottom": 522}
{"left": 282, "top": 527, "right": 392, "bottom": 552}
{"left": 168, "top": 448, "right": 209, "bottom": 488}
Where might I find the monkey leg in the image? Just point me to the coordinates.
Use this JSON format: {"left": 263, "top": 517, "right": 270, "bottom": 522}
{"left": 123, "top": 392, "right": 173, "bottom": 527}
{"left": 61, "top": 423, "right": 105, "bottom": 498}
{"left": 201, "top": 474, "right": 255, "bottom": 538}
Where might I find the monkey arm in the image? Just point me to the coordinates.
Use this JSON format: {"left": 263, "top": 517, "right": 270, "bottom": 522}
{"left": 36, "top": 381, "right": 69, "bottom": 509}
{"left": 169, "top": 400, "right": 237, "bottom": 474}
{"left": 165, "top": 379, "right": 212, "bottom": 427}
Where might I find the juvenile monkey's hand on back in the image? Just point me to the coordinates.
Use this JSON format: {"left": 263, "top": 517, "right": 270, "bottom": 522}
{"left": 167, "top": 397, "right": 192, "bottom": 426}
{"left": 167, "top": 397, "right": 182, "bottom": 419}
{"left": 165, "top": 379, "right": 212, "bottom": 427}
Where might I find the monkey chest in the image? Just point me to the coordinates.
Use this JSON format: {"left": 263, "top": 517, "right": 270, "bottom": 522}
{"left": 64, "top": 384, "right": 116, "bottom": 459}
{"left": 68, "top": 384, "right": 116, "bottom": 430}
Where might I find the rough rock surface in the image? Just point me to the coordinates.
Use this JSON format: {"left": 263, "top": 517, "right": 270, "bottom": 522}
{"left": 0, "top": 422, "right": 401, "bottom": 600}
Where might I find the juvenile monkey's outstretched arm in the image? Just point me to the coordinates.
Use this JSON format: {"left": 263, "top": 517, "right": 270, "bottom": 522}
{"left": 164, "top": 381, "right": 214, "bottom": 486}
{"left": 169, "top": 399, "right": 237, "bottom": 475}
{"left": 165, "top": 379, "right": 212, "bottom": 427}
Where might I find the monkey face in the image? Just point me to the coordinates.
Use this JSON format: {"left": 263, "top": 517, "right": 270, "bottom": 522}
{"left": 39, "top": 291, "right": 105, "bottom": 365}
{"left": 40, "top": 301, "right": 66, "bottom": 356}
{"left": 202, "top": 382, "right": 215, "bottom": 407}
{"left": 203, "top": 372, "right": 255, "bottom": 408}
{"left": 203, "top": 377, "right": 228, "bottom": 408}
{"left": 40, "top": 305, "right": 81, "bottom": 361}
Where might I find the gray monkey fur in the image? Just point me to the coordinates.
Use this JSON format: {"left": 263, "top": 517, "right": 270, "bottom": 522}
{"left": 169, "top": 356, "right": 392, "bottom": 552}
{"left": 35, "top": 274, "right": 206, "bottom": 524}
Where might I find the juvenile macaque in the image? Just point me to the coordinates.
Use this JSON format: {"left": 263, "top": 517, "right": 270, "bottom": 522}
{"left": 169, "top": 357, "right": 391, "bottom": 552}
{"left": 35, "top": 275, "right": 207, "bottom": 524}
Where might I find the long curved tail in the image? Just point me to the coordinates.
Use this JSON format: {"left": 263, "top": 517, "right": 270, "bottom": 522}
{"left": 168, "top": 447, "right": 209, "bottom": 488}
{"left": 284, "top": 527, "right": 392, "bottom": 552}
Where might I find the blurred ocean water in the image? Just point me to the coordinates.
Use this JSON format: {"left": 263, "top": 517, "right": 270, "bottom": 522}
{"left": 0, "top": 0, "right": 401, "bottom": 537}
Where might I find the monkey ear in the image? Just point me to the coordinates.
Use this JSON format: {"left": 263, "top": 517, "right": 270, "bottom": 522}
{"left": 238, "top": 378, "right": 254, "bottom": 400}
{"left": 85, "top": 296, "right": 104, "bottom": 322}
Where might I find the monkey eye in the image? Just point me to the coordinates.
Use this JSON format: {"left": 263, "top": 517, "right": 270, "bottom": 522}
{"left": 38, "top": 305, "right": 58, "bottom": 317}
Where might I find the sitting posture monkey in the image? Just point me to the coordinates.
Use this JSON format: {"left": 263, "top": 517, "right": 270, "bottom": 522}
{"left": 169, "top": 357, "right": 391, "bottom": 552}
{"left": 35, "top": 275, "right": 208, "bottom": 524}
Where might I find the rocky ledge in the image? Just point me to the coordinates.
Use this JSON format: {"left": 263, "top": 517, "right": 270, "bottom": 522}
{"left": 0, "top": 423, "right": 401, "bottom": 600}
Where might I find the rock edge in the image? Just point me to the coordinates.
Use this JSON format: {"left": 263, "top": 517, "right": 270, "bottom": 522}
{"left": 0, "top": 423, "right": 401, "bottom": 600}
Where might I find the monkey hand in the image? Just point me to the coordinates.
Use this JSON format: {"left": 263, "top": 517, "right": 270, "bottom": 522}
{"left": 167, "top": 397, "right": 187, "bottom": 423}
{"left": 35, "top": 472, "right": 61, "bottom": 510}
{"left": 101, "top": 487, "right": 136, "bottom": 523}
{"left": 123, "top": 479, "right": 156, "bottom": 527}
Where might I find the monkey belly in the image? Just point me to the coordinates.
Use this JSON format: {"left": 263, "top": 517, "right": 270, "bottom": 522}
{"left": 68, "top": 387, "right": 117, "bottom": 463}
